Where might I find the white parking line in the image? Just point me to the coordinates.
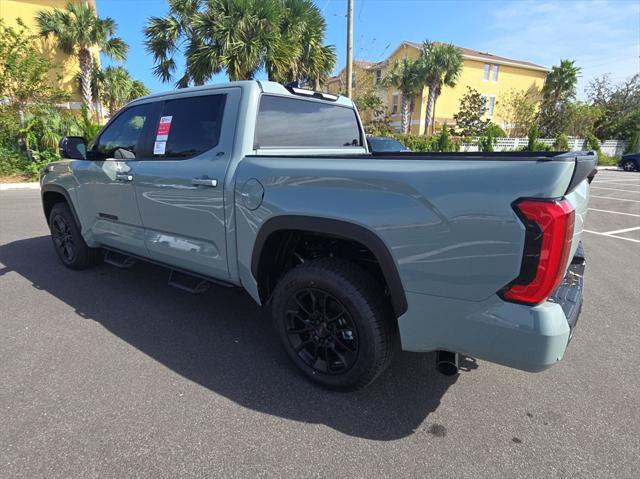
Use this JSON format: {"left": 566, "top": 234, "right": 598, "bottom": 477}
{"left": 583, "top": 229, "right": 640, "bottom": 243}
{"left": 601, "top": 226, "right": 640, "bottom": 235}
{"left": 595, "top": 180, "right": 640, "bottom": 186}
{"left": 588, "top": 208, "right": 640, "bottom": 218}
{"left": 595, "top": 180, "right": 640, "bottom": 184}
{"left": 591, "top": 195, "right": 640, "bottom": 203}
{"left": 591, "top": 186, "right": 640, "bottom": 193}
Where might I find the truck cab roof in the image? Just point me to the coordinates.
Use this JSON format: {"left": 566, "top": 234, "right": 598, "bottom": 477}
{"left": 129, "top": 80, "right": 356, "bottom": 109}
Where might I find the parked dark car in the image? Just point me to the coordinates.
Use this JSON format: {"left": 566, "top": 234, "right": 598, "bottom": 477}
{"left": 367, "top": 136, "right": 411, "bottom": 153}
{"left": 619, "top": 152, "right": 640, "bottom": 171}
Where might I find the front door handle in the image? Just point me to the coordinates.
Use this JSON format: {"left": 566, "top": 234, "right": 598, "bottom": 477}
{"left": 192, "top": 178, "right": 218, "bottom": 187}
{"left": 116, "top": 173, "right": 133, "bottom": 182}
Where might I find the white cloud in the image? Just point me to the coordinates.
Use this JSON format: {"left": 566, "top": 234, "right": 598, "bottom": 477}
{"left": 479, "top": 0, "right": 639, "bottom": 98}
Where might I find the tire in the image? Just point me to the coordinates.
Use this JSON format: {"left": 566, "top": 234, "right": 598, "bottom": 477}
{"left": 49, "top": 202, "right": 102, "bottom": 270}
{"left": 271, "top": 258, "right": 397, "bottom": 391}
{"left": 622, "top": 160, "right": 638, "bottom": 172}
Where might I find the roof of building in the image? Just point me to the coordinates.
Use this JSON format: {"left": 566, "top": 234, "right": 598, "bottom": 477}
{"left": 404, "top": 41, "right": 549, "bottom": 71}
{"left": 327, "top": 41, "right": 549, "bottom": 81}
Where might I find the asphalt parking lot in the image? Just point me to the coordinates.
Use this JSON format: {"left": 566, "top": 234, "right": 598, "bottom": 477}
{"left": 1, "top": 169, "right": 638, "bottom": 478}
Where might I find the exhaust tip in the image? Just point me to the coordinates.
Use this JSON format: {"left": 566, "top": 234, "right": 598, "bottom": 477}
{"left": 436, "top": 350, "right": 459, "bottom": 376}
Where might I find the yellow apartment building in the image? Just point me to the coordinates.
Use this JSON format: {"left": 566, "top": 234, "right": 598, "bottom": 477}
{"left": 325, "top": 41, "right": 549, "bottom": 135}
{"left": 0, "top": 0, "right": 98, "bottom": 109}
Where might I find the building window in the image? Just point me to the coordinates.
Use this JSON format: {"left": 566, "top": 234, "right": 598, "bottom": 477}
{"left": 487, "top": 95, "right": 496, "bottom": 117}
{"left": 484, "top": 64, "right": 499, "bottom": 82}
{"left": 375, "top": 69, "right": 382, "bottom": 85}
{"left": 410, "top": 98, "right": 415, "bottom": 113}
{"left": 483, "top": 63, "right": 490, "bottom": 81}
{"left": 391, "top": 94, "right": 399, "bottom": 115}
{"left": 491, "top": 64, "right": 499, "bottom": 81}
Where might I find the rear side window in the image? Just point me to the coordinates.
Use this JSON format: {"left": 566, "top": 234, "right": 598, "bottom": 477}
{"left": 255, "top": 95, "right": 362, "bottom": 148}
{"left": 152, "top": 94, "right": 226, "bottom": 159}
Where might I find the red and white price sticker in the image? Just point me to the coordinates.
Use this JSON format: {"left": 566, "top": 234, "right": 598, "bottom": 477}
{"left": 156, "top": 116, "right": 173, "bottom": 141}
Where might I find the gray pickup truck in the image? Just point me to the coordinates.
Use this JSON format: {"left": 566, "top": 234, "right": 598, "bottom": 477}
{"left": 42, "top": 81, "right": 596, "bottom": 390}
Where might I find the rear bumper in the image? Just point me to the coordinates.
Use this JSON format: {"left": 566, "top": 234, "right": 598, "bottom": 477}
{"left": 397, "top": 246, "right": 585, "bottom": 372}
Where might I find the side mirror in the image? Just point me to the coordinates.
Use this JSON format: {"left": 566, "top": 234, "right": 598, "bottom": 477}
{"left": 59, "top": 136, "right": 87, "bottom": 160}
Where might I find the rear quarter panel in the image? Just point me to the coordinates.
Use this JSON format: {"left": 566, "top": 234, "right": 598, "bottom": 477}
{"left": 234, "top": 156, "right": 574, "bottom": 304}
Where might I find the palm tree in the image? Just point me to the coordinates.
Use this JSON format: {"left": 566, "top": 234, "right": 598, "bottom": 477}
{"left": 270, "top": 0, "right": 336, "bottom": 88}
{"left": 543, "top": 59, "right": 581, "bottom": 106}
{"left": 419, "top": 41, "right": 464, "bottom": 136}
{"left": 144, "top": 0, "right": 335, "bottom": 87}
{"left": 97, "top": 66, "right": 150, "bottom": 116}
{"left": 36, "top": 2, "right": 128, "bottom": 111}
{"left": 383, "top": 58, "right": 422, "bottom": 134}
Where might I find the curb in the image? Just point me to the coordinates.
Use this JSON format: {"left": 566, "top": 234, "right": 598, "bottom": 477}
{"left": 0, "top": 182, "right": 40, "bottom": 191}
{"left": 597, "top": 166, "right": 620, "bottom": 171}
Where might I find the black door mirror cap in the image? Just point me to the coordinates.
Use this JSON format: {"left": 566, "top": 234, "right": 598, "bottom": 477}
{"left": 59, "top": 136, "right": 87, "bottom": 160}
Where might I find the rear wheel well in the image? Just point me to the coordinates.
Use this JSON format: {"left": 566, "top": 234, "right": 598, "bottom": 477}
{"left": 255, "top": 229, "right": 405, "bottom": 316}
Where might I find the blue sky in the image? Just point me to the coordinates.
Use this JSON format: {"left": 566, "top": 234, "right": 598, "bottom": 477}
{"left": 98, "top": 0, "right": 640, "bottom": 97}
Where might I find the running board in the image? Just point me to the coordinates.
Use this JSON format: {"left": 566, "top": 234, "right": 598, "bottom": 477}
{"left": 104, "top": 250, "right": 137, "bottom": 269}
{"left": 167, "top": 270, "right": 211, "bottom": 295}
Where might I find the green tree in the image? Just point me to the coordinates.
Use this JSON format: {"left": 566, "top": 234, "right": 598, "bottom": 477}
{"left": 144, "top": 0, "right": 335, "bottom": 87}
{"left": 453, "top": 87, "right": 490, "bottom": 137}
{"left": 0, "top": 19, "right": 67, "bottom": 110}
{"left": 565, "top": 102, "right": 602, "bottom": 138}
{"left": 497, "top": 87, "right": 540, "bottom": 137}
{"left": 543, "top": 59, "right": 581, "bottom": 107}
{"left": 36, "top": 1, "right": 128, "bottom": 111}
{"left": 587, "top": 74, "right": 640, "bottom": 141}
{"left": 382, "top": 58, "right": 421, "bottom": 134}
{"left": 538, "top": 59, "right": 582, "bottom": 137}
{"left": 418, "top": 41, "right": 464, "bottom": 136}
{"left": 98, "top": 66, "right": 150, "bottom": 116}
{"left": 354, "top": 91, "right": 391, "bottom": 135}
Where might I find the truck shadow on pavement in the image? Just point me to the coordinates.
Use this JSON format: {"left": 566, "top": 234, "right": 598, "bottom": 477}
{"left": 1, "top": 236, "right": 475, "bottom": 441}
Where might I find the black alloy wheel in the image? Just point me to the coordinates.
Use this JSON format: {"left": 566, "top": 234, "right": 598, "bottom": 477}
{"left": 285, "top": 288, "right": 359, "bottom": 375}
{"left": 51, "top": 213, "right": 77, "bottom": 264}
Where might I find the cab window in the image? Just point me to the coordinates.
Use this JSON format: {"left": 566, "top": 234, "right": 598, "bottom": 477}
{"left": 151, "top": 95, "right": 226, "bottom": 159}
{"left": 90, "top": 103, "right": 157, "bottom": 160}
{"left": 255, "top": 95, "right": 362, "bottom": 149}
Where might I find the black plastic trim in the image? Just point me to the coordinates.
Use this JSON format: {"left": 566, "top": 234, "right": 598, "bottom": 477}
{"left": 549, "top": 241, "right": 585, "bottom": 342}
{"left": 251, "top": 215, "right": 408, "bottom": 316}
{"left": 246, "top": 151, "right": 573, "bottom": 161}
{"left": 41, "top": 184, "right": 81, "bottom": 228}
{"left": 565, "top": 153, "right": 598, "bottom": 194}
{"left": 98, "top": 212, "right": 118, "bottom": 221}
{"left": 101, "top": 246, "right": 237, "bottom": 289}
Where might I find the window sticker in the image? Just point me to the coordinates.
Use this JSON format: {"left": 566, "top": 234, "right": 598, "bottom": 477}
{"left": 156, "top": 115, "right": 173, "bottom": 141}
{"left": 153, "top": 141, "right": 167, "bottom": 155}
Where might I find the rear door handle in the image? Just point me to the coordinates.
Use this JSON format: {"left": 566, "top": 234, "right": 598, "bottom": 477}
{"left": 116, "top": 173, "right": 133, "bottom": 182}
{"left": 192, "top": 178, "right": 218, "bottom": 187}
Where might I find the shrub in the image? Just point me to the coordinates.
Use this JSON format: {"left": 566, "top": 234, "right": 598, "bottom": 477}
{"left": 585, "top": 133, "right": 601, "bottom": 153}
{"left": 478, "top": 130, "right": 496, "bottom": 152}
{"left": 624, "top": 130, "right": 639, "bottom": 154}
{"left": 597, "top": 153, "right": 618, "bottom": 166}
{"left": 485, "top": 122, "right": 506, "bottom": 138}
{"left": 0, "top": 145, "right": 30, "bottom": 177}
{"left": 391, "top": 128, "right": 459, "bottom": 153}
{"left": 553, "top": 133, "right": 570, "bottom": 151}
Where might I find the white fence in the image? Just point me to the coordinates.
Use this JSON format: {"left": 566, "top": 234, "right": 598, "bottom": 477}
{"left": 460, "top": 138, "right": 627, "bottom": 156}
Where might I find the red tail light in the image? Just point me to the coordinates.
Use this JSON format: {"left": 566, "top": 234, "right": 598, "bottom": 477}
{"left": 501, "top": 198, "right": 575, "bottom": 305}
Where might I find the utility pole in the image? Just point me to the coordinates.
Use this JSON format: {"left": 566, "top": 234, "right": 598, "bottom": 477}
{"left": 346, "top": 0, "right": 354, "bottom": 98}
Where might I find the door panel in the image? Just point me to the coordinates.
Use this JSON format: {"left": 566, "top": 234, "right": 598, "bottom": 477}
{"left": 76, "top": 102, "right": 160, "bottom": 256}
{"left": 134, "top": 89, "right": 240, "bottom": 279}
